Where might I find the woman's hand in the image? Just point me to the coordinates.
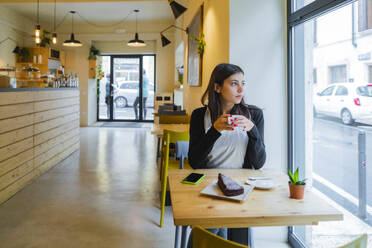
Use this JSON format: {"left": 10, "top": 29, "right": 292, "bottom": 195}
{"left": 232, "top": 115, "right": 254, "bottom": 132}
{"left": 213, "top": 114, "right": 234, "bottom": 132}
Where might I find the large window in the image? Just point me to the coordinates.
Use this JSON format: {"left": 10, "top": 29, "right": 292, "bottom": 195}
{"left": 329, "top": 65, "right": 347, "bottom": 83}
{"left": 289, "top": 0, "right": 372, "bottom": 247}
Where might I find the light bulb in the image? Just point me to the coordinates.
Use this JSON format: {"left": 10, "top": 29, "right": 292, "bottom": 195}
{"left": 35, "top": 37, "right": 41, "bottom": 44}
{"left": 52, "top": 33, "right": 57, "bottom": 44}
{"left": 35, "top": 25, "right": 41, "bottom": 37}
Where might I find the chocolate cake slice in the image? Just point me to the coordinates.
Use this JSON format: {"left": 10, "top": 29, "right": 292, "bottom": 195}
{"left": 217, "top": 173, "right": 244, "bottom": 196}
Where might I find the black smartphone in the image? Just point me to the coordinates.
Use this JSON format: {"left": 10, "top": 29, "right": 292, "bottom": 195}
{"left": 181, "top": 173, "right": 206, "bottom": 185}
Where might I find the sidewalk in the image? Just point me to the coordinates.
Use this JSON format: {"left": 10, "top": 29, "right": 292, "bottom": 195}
{"left": 311, "top": 188, "right": 372, "bottom": 247}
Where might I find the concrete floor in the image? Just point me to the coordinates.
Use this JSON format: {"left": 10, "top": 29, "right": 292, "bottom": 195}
{"left": 0, "top": 127, "right": 290, "bottom": 248}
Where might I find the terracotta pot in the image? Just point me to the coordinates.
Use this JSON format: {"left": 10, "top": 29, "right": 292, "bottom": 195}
{"left": 288, "top": 182, "right": 305, "bottom": 199}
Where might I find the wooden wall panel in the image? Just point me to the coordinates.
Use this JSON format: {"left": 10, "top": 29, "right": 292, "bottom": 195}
{"left": 34, "top": 97, "right": 79, "bottom": 112}
{"left": 0, "top": 148, "right": 33, "bottom": 177}
{"left": 0, "top": 89, "right": 80, "bottom": 205}
{"left": 0, "top": 126, "right": 33, "bottom": 149}
{"left": 33, "top": 105, "right": 79, "bottom": 124}
{"left": 34, "top": 90, "right": 79, "bottom": 101}
{"left": 0, "top": 103, "right": 34, "bottom": 120}
{"left": 0, "top": 137, "right": 33, "bottom": 162}
{"left": 37, "top": 142, "right": 79, "bottom": 177}
{"left": 34, "top": 127, "right": 79, "bottom": 157}
{"left": 0, "top": 92, "right": 34, "bottom": 106}
{"left": 0, "top": 114, "right": 34, "bottom": 134}
{"left": 34, "top": 119, "right": 79, "bottom": 146}
{"left": 34, "top": 138, "right": 79, "bottom": 176}
{"left": 0, "top": 160, "right": 33, "bottom": 191}
{"left": 0, "top": 169, "right": 35, "bottom": 204}
{"left": 34, "top": 135, "right": 79, "bottom": 169}
{"left": 34, "top": 112, "right": 78, "bottom": 135}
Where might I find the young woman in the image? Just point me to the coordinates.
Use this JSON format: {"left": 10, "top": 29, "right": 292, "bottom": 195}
{"left": 187, "top": 63, "right": 266, "bottom": 247}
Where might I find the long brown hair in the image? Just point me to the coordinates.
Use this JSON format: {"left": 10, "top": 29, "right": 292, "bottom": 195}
{"left": 201, "top": 63, "right": 251, "bottom": 123}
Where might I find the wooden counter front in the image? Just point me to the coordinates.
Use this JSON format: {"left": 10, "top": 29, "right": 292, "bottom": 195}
{"left": 0, "top": 89, "right": 80, "bottom": 204}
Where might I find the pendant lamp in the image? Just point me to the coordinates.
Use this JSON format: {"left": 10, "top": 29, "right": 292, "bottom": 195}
{"left": 63, "top": 11, "right": 82, "bottom": 47}
{"left": 34, "top": 0, "right": 41, "bottom": 44}
{"left": 127, "top": 10, "right": 146, "bottom": 47}
{"left": 52, "top": 0, "right": 57, "bottom": 44}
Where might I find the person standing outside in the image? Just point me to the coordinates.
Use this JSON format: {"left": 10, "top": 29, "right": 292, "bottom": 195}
{"left": 133, "top": 69, "right": 149, "bottom": 120}
{"left": 105, "top": 74, "right": 111, "bottom": 119}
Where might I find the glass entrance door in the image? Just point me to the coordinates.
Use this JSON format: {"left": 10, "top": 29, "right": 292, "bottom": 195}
{"left": 98, "top": 55, "right": 155, "bottom": 122}
{"left": 112, "top": 56, "right": 140, "bottom": 120}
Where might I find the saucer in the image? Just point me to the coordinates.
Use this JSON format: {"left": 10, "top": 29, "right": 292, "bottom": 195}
{"left": 245, "top": 179, "right": 275, "bottom": 189}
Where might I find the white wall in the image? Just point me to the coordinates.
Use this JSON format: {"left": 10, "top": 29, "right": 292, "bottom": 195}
{"left": 0, "top": 6, "right": 33, "bottom": 68}
{"left": 230, "top": 0, "right": 287, "bottom": 242}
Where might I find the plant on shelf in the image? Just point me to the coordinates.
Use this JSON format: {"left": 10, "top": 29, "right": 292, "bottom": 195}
{"left": 176, "top": 65, "right": 184, "bottom": 86}
{"left": 190, "top": 31, "right": 206, "bottom": 55}
{"left": 40, "top": 30, "right": 51, "bottom": 47}
{"left": 15, "top": 48, "right": 30, "bottom": 62}
{"left": 88, "top": 45, "right": 100, "bottom": 60}
{"left": 288, "top": 168, "right": 306, "bottom": 199}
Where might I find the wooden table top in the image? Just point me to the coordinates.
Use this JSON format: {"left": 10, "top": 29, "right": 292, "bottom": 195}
{"left": 168, "top": 169, "right": 343, "bottom": 228}
{"left": 150, "top": 123, "right": 190, "bottom": 136}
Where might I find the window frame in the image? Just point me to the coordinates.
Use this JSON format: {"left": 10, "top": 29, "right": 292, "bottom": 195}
{"left": 287, "top": 1, "right": 354, "bottom": 247}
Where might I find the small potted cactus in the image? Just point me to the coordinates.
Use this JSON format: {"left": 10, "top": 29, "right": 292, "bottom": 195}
{"left": 288, "top": 168, "right": 306, "bottom": 199}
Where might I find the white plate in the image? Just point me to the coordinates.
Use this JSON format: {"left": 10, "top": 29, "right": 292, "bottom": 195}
{"left": 245, "top": 179, "right": 275, "bottom": 189}
{"left": 200, "top": 181, "right": 254, "bottom": 202}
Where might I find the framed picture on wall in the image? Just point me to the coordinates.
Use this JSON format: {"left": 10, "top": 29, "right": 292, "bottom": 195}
{"left": 187, "top": 5, "right": 203, "bottom": 86}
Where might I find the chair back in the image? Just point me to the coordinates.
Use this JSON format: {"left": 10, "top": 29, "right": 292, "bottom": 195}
{"left": 159, "top": 130, "right": 190, "bottom": 227}
{"left": 159, "top": 114, "right": 190, "bottom": 124}
{"left": 158, "top": 110, "right": 187, "bottom": 116}
{"left": 193, "top": 226, "right": 249, "bottom": 248}
{"left": 338, "top": 234, "right": 367, "bottom": 248}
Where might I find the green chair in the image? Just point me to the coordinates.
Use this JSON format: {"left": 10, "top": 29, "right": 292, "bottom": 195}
{"left": 338, "top": 234, "right": 367, "bottom": 248}
{"left": 193, "top": 226, "right": 249, "bottom": 248}
{"left": 159, "top": 130, "right": 191, "bottom": 227}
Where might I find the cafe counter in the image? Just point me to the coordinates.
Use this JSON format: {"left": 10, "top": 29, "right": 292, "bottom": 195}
{"left": 0, "top": 88, "right": 80, "bottom": 204}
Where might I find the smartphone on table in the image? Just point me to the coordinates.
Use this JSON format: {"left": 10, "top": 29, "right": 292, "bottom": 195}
{"left": 181, "top": 173, "right": 205, "bottom": 185}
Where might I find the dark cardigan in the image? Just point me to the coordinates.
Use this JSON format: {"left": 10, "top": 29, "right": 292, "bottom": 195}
{"left": 188, "top": 106, "right": 266, "bottom": 169}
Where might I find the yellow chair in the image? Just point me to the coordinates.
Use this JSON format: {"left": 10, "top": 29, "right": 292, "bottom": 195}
{"left": 159, "top": 114, "right": 190, "bottom": 124}
{"left": 159, "top": 130, "right": 191, "bottom": 227}
{"left": 338, "top": 234, "right": 367, "bottom": 248}
{"left": 193, "top": 226, "right": 249, "bottom": 248}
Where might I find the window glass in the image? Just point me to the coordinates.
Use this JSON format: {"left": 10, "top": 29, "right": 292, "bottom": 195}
{"left": 357, "top": 86, "right": 372, "bottom": 96}
{"left": 292, "top": 0, "right": 316, "bottom": 12}
{"left": 291, "top": 1, "right": 372, "bottom": 247}
{"left": 320, "top": 86, "right": 334, "bottom": 96}
{"left": 329, "top": 65, "right": 347, "bottom": 83}
{"left": 335, "top": 86, "right": 348, "bottom": 96}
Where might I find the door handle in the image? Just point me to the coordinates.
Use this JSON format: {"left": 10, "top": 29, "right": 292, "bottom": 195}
{"left": 326, "top": 99, "right": 330, "bottom": 101}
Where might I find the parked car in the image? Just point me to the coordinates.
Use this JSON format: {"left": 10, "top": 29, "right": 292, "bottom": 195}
{"left": 113, "top": 81, "right": 154, "bottom": 108}
{"left": 313, "top": 83, "right": 372, "bottom": 125}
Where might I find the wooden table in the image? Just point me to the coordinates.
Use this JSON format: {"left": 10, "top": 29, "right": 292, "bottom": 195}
{"left": 151, "top": 123, "right": 190, "bottom": 157}
{"left": 151, "top": 123, "right": 190, "bottom": 137}
{"left": 168, "top": 169, "right": 343, "bottom": 248}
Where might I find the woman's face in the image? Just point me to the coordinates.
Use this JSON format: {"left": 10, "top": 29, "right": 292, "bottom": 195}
{"left": 215, "top": 72, "right": 245, "bottom": 105}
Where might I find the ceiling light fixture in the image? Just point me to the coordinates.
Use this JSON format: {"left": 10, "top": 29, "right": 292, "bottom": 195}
{"left": 63, "top": 11, "right": 82, "bottom": 47}
{"left": 127, "top": 10, "right": 146, "bottom": 47}
{"left": 160, "top": 25, "right": 188, "bottom": 47}
{"left": 34, "top": 0, "right": 41, "bottom": 44}
{"left": 52, "top": 0, "right": 57, "bottom": 44}
{"left": 168, "top": 0, "right": 187, "bottom": 19}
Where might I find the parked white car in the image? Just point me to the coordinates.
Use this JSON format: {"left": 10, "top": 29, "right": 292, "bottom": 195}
{"left": 113, "top": 81, "right": 154, "bottom": 108}
{"left": 313, "top": 83, "right": 372, "bottom": 125}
